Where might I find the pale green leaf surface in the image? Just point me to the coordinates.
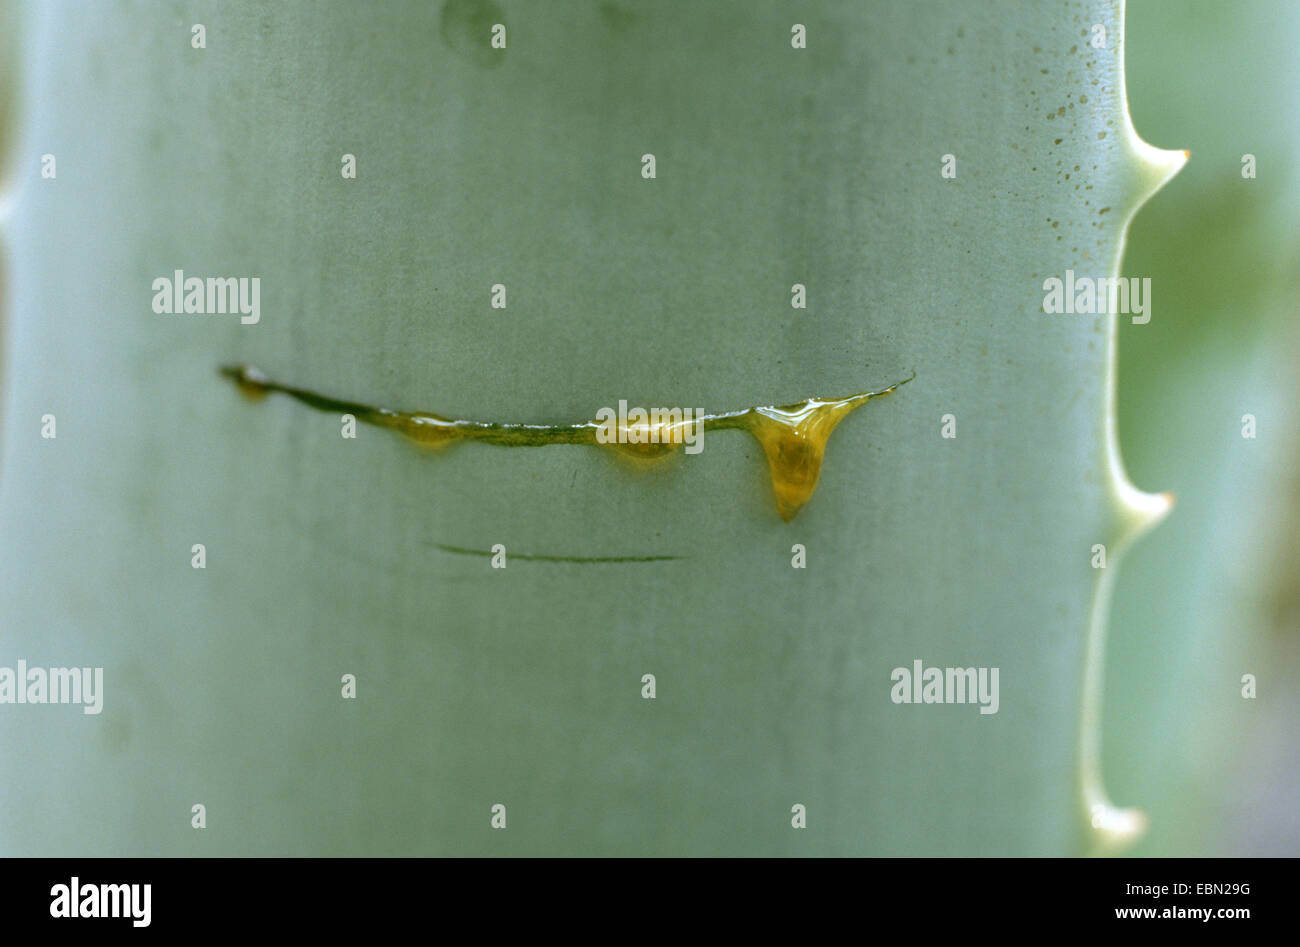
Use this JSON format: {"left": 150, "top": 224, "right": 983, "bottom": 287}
{"left": 0, "top": 0, "right": 1179, "bottom": 855}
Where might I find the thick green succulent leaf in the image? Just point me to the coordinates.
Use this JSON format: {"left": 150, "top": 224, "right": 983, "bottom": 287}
{"left": 0, "top": 0, "right": 1181, "bottom": 855}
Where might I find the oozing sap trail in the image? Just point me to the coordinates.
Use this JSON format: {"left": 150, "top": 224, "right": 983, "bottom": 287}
{"left": 220, "top": 365, "right": 912, "bottom": 521}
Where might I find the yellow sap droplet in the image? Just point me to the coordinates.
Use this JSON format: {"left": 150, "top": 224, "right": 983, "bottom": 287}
{"left": 739, "top": 394, "right": 871, "bottom": 522}
{"left": 601, "top": 418, "right": 691, "bottom": 460}
{"left": 606, "top": 439, "right": 681, "bottom": 460}
{"left": 222, "top": 364, "right": 270, "bottom": 401}
{"left": 385, "top": 412, "right": 462, "bottom": 448}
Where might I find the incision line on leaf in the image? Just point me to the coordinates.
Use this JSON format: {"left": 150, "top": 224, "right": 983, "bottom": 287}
{"left": 220, "top": 364, "right": 913, "bottom": 521}
{"left": 432, "top": 544, "right": 683, "bottom": 564}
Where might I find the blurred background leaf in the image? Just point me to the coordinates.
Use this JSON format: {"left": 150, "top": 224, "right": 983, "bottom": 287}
{"left": 1105, "top": 0, "right": 1300, "bottom": 856}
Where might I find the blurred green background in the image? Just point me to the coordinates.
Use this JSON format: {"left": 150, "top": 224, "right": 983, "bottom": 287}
{"left": 1108, "top": 0, "right": 1300, "bottom": 855}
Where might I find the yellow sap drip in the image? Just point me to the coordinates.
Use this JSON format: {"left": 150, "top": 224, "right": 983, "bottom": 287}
{"left": 221, "top": 365, "right": 910, "bottom": 520}
{"left": 735, "top": 395, "right": 878, "bottom": 522}
{"left": 601, "top": 416, "right": 700, "bottom": 460}
{"left": 228, "top": 364, "right": 271, "bottom": 401}
{"left": 383, "top": 413, "right": 463, "bottom": 447}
